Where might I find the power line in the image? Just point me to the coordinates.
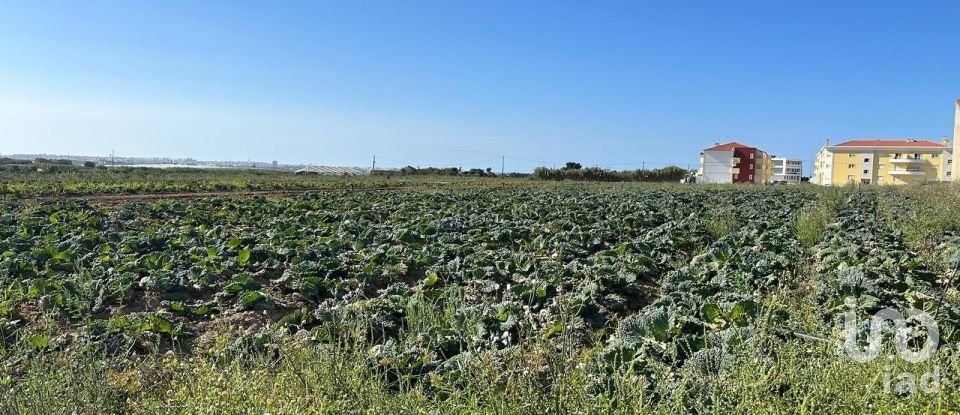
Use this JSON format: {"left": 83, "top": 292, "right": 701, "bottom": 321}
{"left": 460, "top": 157, "right": 503, "bottom": 167}
{"left": 503, "top": 156, "right": 557, "bottom": 165}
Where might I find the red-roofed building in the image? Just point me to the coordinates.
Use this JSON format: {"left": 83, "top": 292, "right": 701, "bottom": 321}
{"left": 835, "top": 139, "right": 948, "bottom": 148}
{"left": 697, "top": 142, "right": 772, "bottom": 184}
{"left": 813, "top": 138, "right": 953, "bottom": 185}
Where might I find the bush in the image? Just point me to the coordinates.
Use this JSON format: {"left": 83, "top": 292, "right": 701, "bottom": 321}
{"left": 533, "top": 164, "right": 691, "bottom": 182}
{"left": 0, "top": 157, "right": 31, "bottom": 165}
{"left": 794, "top": 207, "right": 830, "bottom": 248}
{"left": 705, "top": 209, "right": 741, "bottom": 239}
{"left": 34, "top": 158, "right": 73, "bottom": 165}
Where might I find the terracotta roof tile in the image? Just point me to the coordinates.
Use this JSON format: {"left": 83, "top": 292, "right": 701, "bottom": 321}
{"left": 835, "top": 139, "right": 946, "bottom": 148}
{"left": 705, "top": 141, "right": 756, "bottom": 151}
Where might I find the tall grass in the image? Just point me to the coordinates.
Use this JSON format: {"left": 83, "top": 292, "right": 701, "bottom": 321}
{"left": 795, "top": 207, "right": 831, "bottom": 249}
{"left": 794, "top": 186, "right": 849, "bottom": 249}
{"left": 6, "top": 291, "right": 960, "bottom": 414}
{"left": 879, "top": 184, "right": 960, "bottom": 256}
{"left": 705, "top": 209, "right": 741, "bottom": 240}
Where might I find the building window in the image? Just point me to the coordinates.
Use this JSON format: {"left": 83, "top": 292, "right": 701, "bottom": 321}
{"left": 878, "top": 164, "right": 884, "bottom": 170}
{"left": 749, "top": 164, "right": 754, "bottom": 169}
{"left": 894, "top": 153, "right": 902, "bottom": 159}
{"left": 864, "top": 158, "right": 870, "bottom": 163}
{"left": 863, "top": 170, "right": 869, "bottom": 174}
{"left": 847, "top": 164, "right": 855, "bottom": 169}
{"left": 847, "top": 175, "right": 855, "bottom": 181}
{"left": 949, "top": 160, "right": 954, "bottom": 165}
{"left": 749, "top": 174, "right": 753, "bottom": 180}
{"left": 878, "top": 176, "right": 884, "bottom": 183}
{"left": 849, "top": 154, "right": 856, "bottom": 158}
{"left": 913, "top": 153, "right": 921, "bottom": 160}
{"left": 750, "top": 153, "right": 755, "bottom": 159}
{"left": 933, "top": 153, "right": 940, "bottom": 158}
{"left": 733, "top": 174, "right": 739, "bottom": 180}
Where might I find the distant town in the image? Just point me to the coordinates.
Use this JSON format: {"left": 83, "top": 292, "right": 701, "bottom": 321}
{"left": 0, "top": 153, "right": 319, "bottom": 172}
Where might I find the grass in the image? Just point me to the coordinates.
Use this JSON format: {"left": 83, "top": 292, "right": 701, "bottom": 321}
{"left": 793, "top": 186, "right": 853, "bottom": 250}
{"left": 6, "top": 290, "right": 960, "bottom": 414}
{"left": 1, "top": 279, "right": 943, "bottom": 415}
{"left": 1, "top": 325, "right": 650, "bottom": 414}
{"left": 794, "top": 207, "right": 831, "bottom": 249}
{"left": 705, "top": 208, "right": 741, "bottom": 240}
{"left": 879, "top": 184, "right": 960, "bottom": 256}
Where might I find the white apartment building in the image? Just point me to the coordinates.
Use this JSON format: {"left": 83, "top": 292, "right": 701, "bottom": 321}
{"left": 696, "top": 142, "right": 772, "bottom": 184}
{"left": 771, "top": 157, "right": 802, "bottom": 183}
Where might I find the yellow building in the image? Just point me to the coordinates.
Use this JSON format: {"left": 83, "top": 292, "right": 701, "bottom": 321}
{"left": 756, "top": 151, "right": 774, "bottom": 184}
{"left": 952, "top": 99, "right": 960, "bottom": 180}
{"left": 813, "top": 139, "right": 953, "bottom": 185}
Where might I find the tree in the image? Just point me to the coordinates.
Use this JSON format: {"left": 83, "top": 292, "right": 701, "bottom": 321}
{"left": 83, "top": 161, "right": 96, "bottom": 168}
{"left": 532, "top": 164, "right": 690, "bottom": 183}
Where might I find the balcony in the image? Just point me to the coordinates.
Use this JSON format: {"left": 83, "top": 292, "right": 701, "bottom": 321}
{"left": 889, "top": 157, "right": 924, "bottom": 164}
{"left": 888, "top": 168, "right": 925, "bottom": 176}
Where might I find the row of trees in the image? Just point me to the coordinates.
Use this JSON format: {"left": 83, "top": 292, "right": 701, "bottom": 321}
{"left": 375, "top": 166, "right": 528, "bottom": 178}
{"left": 371, "top": 162, "right": 688, "bottom": 182}
{"left": 532, "top": 162, "right": 691, "bottom": 182}
{"left": 0, "top": 158, "right": 33, "bottom": 165}
{"left": 33, "top": 158, "right": 75, "bottom": 165}
{"left": 0, "top": 158, "right": 96, "bottom": 167}
{"left": 0, "top": 158, "right": 99, "bottom": 173}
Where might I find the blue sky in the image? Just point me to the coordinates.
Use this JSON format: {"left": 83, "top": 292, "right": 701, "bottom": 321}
{"left": 1, "top": 0, "right": 958, "bottom": 172}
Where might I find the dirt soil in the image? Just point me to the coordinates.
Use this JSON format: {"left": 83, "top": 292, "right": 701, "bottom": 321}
{"left": 14, "top": 187, "right": 409, "bottom": 206}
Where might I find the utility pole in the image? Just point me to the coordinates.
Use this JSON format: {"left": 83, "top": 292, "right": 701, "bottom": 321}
{"left": 371, "top": 155, "right": 376, "bottom": 172}
{"left": 501, "top": 156, "right": 505, "bottom": 177}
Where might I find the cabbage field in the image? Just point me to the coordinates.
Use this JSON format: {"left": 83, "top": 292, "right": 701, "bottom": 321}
{"left": 3, "top": 184, "right": 960, "bottom": 414}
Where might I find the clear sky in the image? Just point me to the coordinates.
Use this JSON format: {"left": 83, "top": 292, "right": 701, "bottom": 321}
{"left": 1, "top": 0, "right": 958, "bottom": 172}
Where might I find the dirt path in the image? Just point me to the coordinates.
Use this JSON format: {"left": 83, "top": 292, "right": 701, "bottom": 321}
{"left": 15, "top": 187, "right": 408, "bottom": 206}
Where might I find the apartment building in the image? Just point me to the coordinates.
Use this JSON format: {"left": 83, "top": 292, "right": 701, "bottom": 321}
{"left": 698, "top": 142, "right": 772, "bottom": 184}
{"left": 813, "top": 139, "right": 953, "bottom": 185}
{"left": 952, "top": 100, "right": 960, "bottom": 180}
{"left": 771, "top": 157, "right": 803, "bottom": 183}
